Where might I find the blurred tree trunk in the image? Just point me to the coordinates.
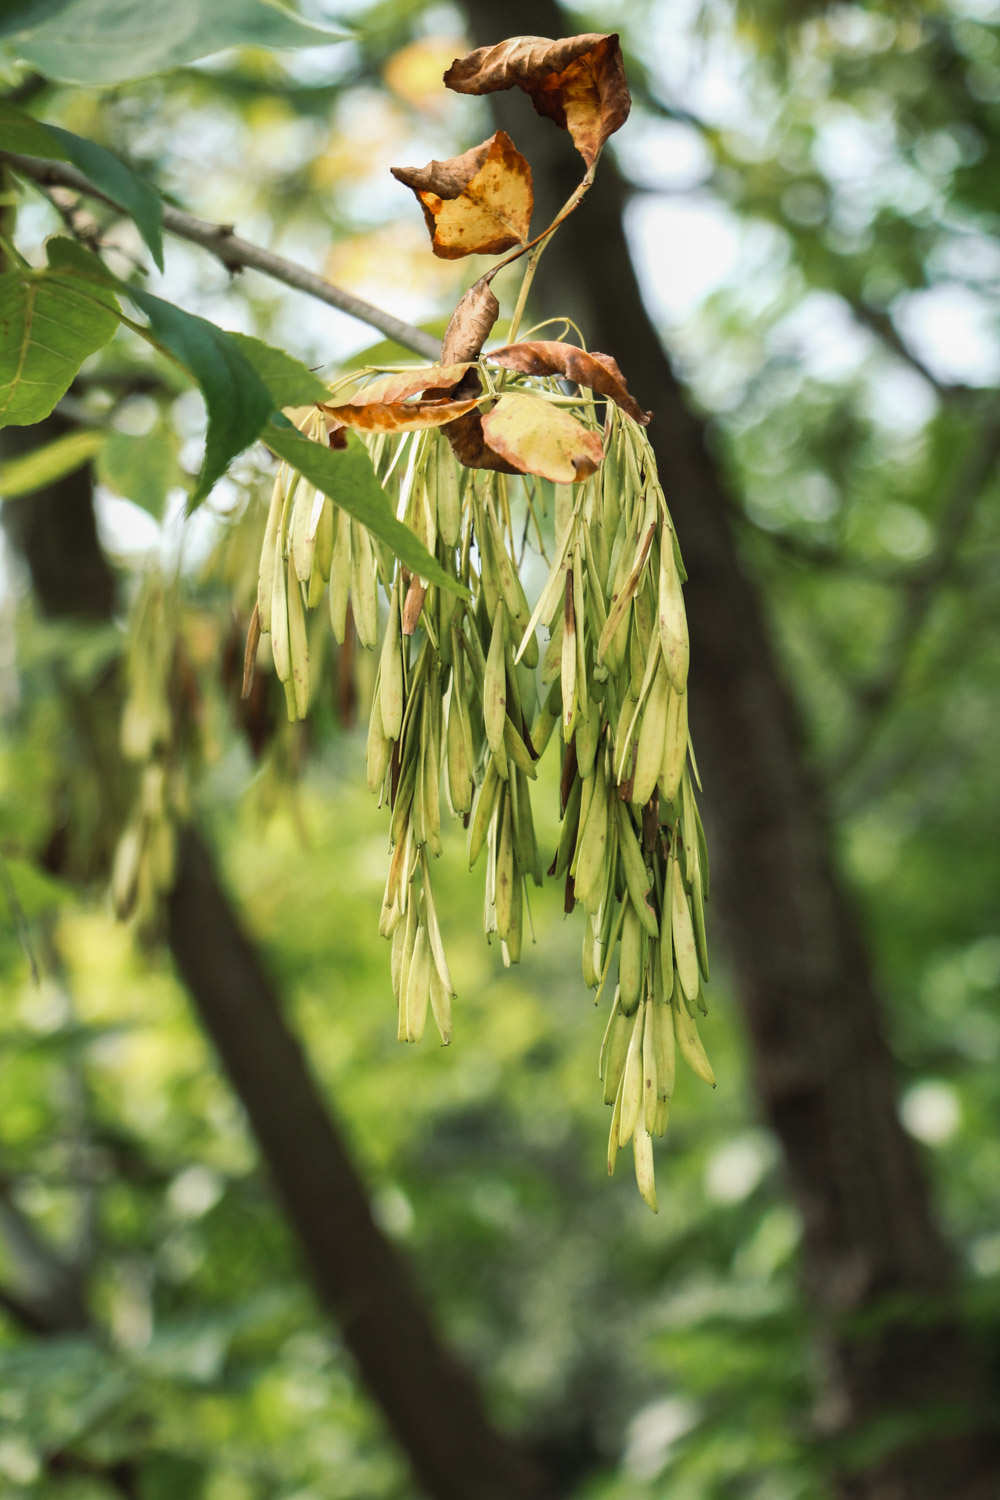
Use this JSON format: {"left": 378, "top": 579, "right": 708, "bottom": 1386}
{"left": 2, "top": 418, "right": 558, "bottom": 1500}
{"left": 457, "top": 4, "right": 1000, "bottom": 1496}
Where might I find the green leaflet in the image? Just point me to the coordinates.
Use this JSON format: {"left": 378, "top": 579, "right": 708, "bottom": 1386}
{"left": 0, "top": 267, "right": 119, "bottom": 428}
{"left": 0, "top": 0, "right": 347, "bottom": 86}
{"left": 264, "top": 424, "right": 468, "bottom": 598}
{"left": 0, "top": 428, "right": 105, "bottom": 498}
{"left": 2, "top": 239, "right": 331, "bottom": 500}
{"left": 123, "top": 288, "right": 275, "bottom": 505}
{"left": 0, "top": 101, "right": 165, "bottom": 269}
{"left": 227, "top": 333, "right": 330, "bottom": 408}
{"left": 44, "top": 240, "right": 277, "bottom": 503}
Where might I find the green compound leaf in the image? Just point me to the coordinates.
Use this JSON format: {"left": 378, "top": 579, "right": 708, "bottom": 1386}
{"left": 0, "top": 101, "right": 165, "bottom": 269}
{"left": 125, "top": 290, "right": 275, "bottom": 505}
{"left": 0, "top": 428, "right": 105, "bottom": 498}
{"left": 264, "top": 424, "right": 468, "bottom": 597}
{"left": 46, "top": 239, "right": 275, "bottom": 504}
{"left": 0, "top": 267, "right": 119, "bottom": 428}
{"left": 0, "top": 0, "right": 347, "bottom": 86}
{"left": 228, "top": 332, "right": 330, "bottom": 407}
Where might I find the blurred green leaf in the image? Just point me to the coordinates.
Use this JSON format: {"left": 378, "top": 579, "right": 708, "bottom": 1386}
{"left": 0, "top": 100, "right": 166, "bottom": 269}
{"left": 0, "top": 265, "right": 119, "bottom": 427}
{"left": 98, "top": 426, "right": 178, "bottom": 519}
{"left": 0, "top": 0, "right": 347, "bottom": 85}
{"left": 1, "top": 854, "right": 70, "bottom": 916}
{"left": 0, "top": 427, "right": 104, "bottom": 498}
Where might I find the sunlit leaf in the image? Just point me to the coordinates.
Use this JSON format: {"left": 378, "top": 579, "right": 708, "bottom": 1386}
{"left": 391, "top": 131, "right": 533, "bottom": 259}
{"left": 480, "top": 392, "right": 604, "bottom": 482}
{"left": 444, "top": 34, "right": 630, "bottom": 168}
{"left": 0, "top": 428, "right": 105, "bottom": 498}
{"left": 0, "top": 0, "right": 347, "bottom": 85}
{"left": 263, "top": 424, "right": 467, "bottom": 595}
{"left": 488, "top": 340, "right": 651, "bottom": 424}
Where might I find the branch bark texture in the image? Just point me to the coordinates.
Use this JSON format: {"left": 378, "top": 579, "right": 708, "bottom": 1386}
{"left": 166, "top": 826, "right": 557, "bottom": 1500}
{"left": 458, "top": 1, "right": 1000, "bottom": 1495}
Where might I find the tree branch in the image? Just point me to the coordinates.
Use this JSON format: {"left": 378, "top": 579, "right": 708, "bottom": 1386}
{"left": 166, "top": 825, "right": 557, "bottom": 1500}
{"left": 1, "top": 151, "right": 442, "bottom": 361}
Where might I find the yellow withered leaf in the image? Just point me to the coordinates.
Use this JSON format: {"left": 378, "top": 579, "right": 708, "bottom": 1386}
{"left": 480, "top": 393, "right": 604, "bottom": 483}
{"left": 391, "top": 130, "right": 533, "bottom": 259}
{"left": 444, "top": 34, "right": 630, "bottom": 168}
{"left": 442, "top": 409, "right": 520, "bottom": 474}
{"left": 488, "top": 340, "right": 650, "bottom": 424}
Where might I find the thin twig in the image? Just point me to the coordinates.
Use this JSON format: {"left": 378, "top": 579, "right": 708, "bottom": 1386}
{"left": 1, "top": 151, "right": 441, "bottom": 361}
{"left": 830, "top": 412, "right": 1000, "bottom": 780}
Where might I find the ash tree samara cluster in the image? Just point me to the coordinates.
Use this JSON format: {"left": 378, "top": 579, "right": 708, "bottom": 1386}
{"left": 0, "top": 26, "right": 714, "bottom": 1207}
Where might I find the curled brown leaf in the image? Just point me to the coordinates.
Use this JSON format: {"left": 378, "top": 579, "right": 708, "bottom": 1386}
{"left": 344, "top": 364, "right": 472, "bottom": 404}
{"left": 321, "top": 364, "right": 480, "bottom": 434}
{"left": 322, "top": 396, "right": 479, "bottom": 434}
{"left": 487, "top": 340, "right": 651, "bottom": 424}
{"left": 443, "top": 34, "right": 630, "bottom": 168}
{"left": 441, "top": 278, "right": 500, "bottom": 365}
{"left": 390, "top": 130, "right": 532, "bottom": 259}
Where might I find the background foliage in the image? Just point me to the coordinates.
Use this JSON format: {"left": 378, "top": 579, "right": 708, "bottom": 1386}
{"left": 1, "top": 1, "right": 999, "bottom": 1497}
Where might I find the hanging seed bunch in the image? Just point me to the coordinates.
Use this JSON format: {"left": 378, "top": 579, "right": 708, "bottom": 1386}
{"left": 112, "top": 575, "right": 195, "bottom": 928}
{"left": 245, "top": 33, "right": 716, "bottom": 1207}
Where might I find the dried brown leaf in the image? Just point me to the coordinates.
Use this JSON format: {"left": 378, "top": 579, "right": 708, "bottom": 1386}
{"left": 391, "top": 130, "right": 533, "bottom": 259}
{"left": 487, "top": 340, "right": 651, "bottom": 424}
{"left": 320, "top": 364, "right": 478, "bottom": 434}
{"left": 346, "top": 364, "right": 472, "bottom": 404}
{"left": 480, "top": 392, "right": 604, "bottom": 482}
{"left": 441, "top": 278, "right": 500, "bottom": 365}
{"left": 322, "top": 396, "right": 479, "bottom": 434}
{"left": 443, "top": 34, "right": 630, "bottom": 168}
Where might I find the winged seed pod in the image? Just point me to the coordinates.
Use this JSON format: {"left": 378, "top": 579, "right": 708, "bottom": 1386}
{"left": 245, "top": 260, "right": 711, "bottom": 1211}
{"left": 113, "top": 575, "right": 194, "bottom": 929}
